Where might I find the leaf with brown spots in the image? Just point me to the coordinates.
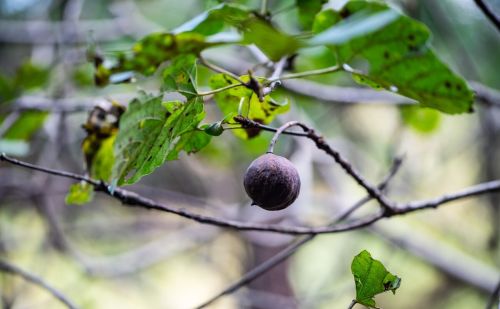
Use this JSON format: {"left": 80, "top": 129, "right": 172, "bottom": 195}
{"left": 209, "top": 74, "right": 289, "bottom": 139}
{"left": 112, "top": 92, "right": 206, "bottom": 185}
{"left": 311, "top": 1, "right": 474, "bottom": 114}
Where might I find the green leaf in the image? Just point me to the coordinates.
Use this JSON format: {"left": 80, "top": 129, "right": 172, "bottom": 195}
{"left": 89, "top": 135, "right": 116, "bottom": 181}
{"left": 162, "top": 54, "right": 198, "bottom": 99}
{"left": 209, "top": 74, "right": 289, "bottom": 139}
{"left": 176, "top": 3, "right": 299, "bottom": 61}
{"left": 173, "top": 3, "right": 252, "bottom": 35}
{"left": 400, "top": 105, "right": 441, "bottom": 133}
{"left": 96, "top": 32, "right": 214, "bottom": 87}
{"left": 309, "top": 8, "right": 399, "bottom": 45}
{"left": 65, "top": 182, "right": 94, "bottom": 205}
{"left": 0, "top": 62, "right": 49, "bottom": 104}
{"left": 0, "top": 75, "right": 17, "bottom": 103}
{"left": 242, "top": 19, "right": 300, "bottom": 61}
{"left": 72, "top": 64, "right": 94, "bottom": 87}
{"left": 13, "top": 62, "right": 50, "bottom": 91}
{"left": 310, "top": 1, "right": 474, "bottom": 114}
{"left": 167, "top": 130, "right": 212, "bottom": 160}
{"left": 352, "top": 72, "right": 383, "bottom": 90}
{"left": 351, "top": 250, "right": 401, "bottom": 308}
{"left": 112, "top": 93, "right": 206, "bottom": 185}
{"left": 312, "top": 9, "right": 341, "bottom": 34}
{"left": 2, "top": 111, "right": 48, "bottom": 140}
{"left": 297, "top": 0, "right": 327, "bottom": 30}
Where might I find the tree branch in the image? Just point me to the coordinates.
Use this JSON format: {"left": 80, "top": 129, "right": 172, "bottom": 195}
{"left": 0, "top": 259, "right": 78, "bottom": 309}
{"left": 395, "top": 179, "right": 500, "bottom": 213}
{"left": 347, "top": 300, "right": 357, "bottom": 309}
{"left": 234, "top": 116, "right": 396, "bottom": 213}
{"left": 210, "top": 51, "right": 500, "bottom": 108}
{"left": 2, "top": 141, "right": 500, "bottom": 236}
{"left": 474, "top": 0, "right": 500, "bottom": 32}
{"left": 0, "top": 152, "right": 384, "bottom": 235}
{"left": 195, "top": 157, "right": 404, "bottom": 308}
{"left": 199, "top": 54, "right": 245, "bottom": 84}
{"left": 486, "top": 277, "right": 500, "bottom": 309}
{"left": 268, "top": 65, "right": 342, "bottom": 82}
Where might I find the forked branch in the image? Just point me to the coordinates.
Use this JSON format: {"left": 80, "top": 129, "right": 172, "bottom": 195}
{"left": 0, "top": 259, "right": 78, "bottom": 309}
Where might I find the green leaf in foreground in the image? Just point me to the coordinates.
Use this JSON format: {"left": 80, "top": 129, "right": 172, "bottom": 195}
{"left": 209, "top": 74, "right": 289, "bottom": 139}
{"left": 112, "top": 93, "right": 207, "bottom": 185}
{"left": 310, "top": 1, "right": 474, "bottom": 114}
{"left": 351, "top": 250, "right": 401, "bottom": 308}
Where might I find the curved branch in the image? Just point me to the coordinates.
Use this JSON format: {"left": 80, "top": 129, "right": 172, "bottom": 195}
{"left": 0, "top": 152, "right": 383, "bottom": 235}
{"left": 0, "top": 259, "right": 78, "bottom": 309}
{"left": 2, "top": 150, "right": 500, "bottom": 236}
{"left": 487, "top": 277, "right": 500, "bottom": 309}
{"left": 395, "top": 179, "right": 500, "bottom": 213}
{"left": 235, "top": 116, "right": 395, "bottom": 212}
{"left": 267, "top": 121, "right": 307, "bottom": 153}
{"left": 195, "top": 156, "right": 404, "bottom": 308}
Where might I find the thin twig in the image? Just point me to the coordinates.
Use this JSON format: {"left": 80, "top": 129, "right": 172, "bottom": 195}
{"left": 199, "top": 54, "right": 245, "bottom": 84}
{"left": 2, "top": 141, "right": 500, "bottom": 234}
{"left": 347, "top": 300, "right": 357, "bottom": 309}
{"left": 0, "top": 111, "right": 20, "bottom": 138}
{"left": 266, "top": 56, "right": 287, "bottom": 92}
{"left": 197, "top": 83, "right": 243, "bottom": 96}
{"left": 474, "top": 0, "right": 500, "bottom": 32}
{"left": 261, "top": 0, "right": 269, "bottom": 15}
{"left": 195, "top": 157, "right": 404, "bottom": 308}
{"left": 268, "top": 65, "right": 342, "bottom": 82}
{"left": 0, "top": 152, "right": 382, "bottom": 235}
{"left": 395, "top": 179, "right": 500, "bottom": 213}
{"left": 486, "top": 277, "right": 500, "bottom": 309}
{"left": 0, "top": 259, "right": 78, "bottom": 309}
{"left": 225, "top": 123, "right": 310, "bottom": 137}
{"left": 235, "top": 116, "right": 396, "bottom": 213}
{"left": 267, "top": 121, "right": 303, "bottom": 153}
{"left": 2, "top": 141, "right": 500, "bottom": 236}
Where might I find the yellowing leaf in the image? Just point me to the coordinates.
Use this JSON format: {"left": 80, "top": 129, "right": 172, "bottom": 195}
{"left": 95, "top": 32, "right": 213, "bottom": 86}
{"left": 65, "top": 182, "right": 94, "bottom": 206}
{"left": 209, "top": 74, "right": 289, "bottom": 139}
{"left": 66, "top": 102, "right": 124, "bottom": 205}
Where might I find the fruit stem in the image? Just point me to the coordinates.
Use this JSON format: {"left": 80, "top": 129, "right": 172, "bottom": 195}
{"left": 267, "top": 121, "right": 308, "bottom": 153}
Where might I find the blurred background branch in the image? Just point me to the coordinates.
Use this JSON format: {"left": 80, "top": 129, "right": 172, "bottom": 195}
{"left": 0, "top": 259, "right": 78, "bottom": 309}
{"left": 1, "top": 0, "right": 499, "bottom": 308}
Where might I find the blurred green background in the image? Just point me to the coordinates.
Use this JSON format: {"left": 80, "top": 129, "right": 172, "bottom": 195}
{"left": 0, "top": 0, "right": 499, "bottom": 308}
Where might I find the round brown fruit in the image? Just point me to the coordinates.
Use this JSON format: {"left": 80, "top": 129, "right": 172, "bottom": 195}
{"left": 243, "top": 153, "right": 301, "bottom": 211}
